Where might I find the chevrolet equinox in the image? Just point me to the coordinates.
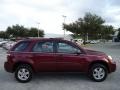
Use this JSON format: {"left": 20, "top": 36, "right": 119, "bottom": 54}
{"left": 4, "top": 38, "right": 116, "bottom": 83}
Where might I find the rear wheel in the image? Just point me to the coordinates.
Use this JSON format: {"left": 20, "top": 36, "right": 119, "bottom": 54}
{"left": 89, "top": 64, "right": 108, "bottom": 82}
{"left": 15, "top": 64, "right": 33, "bottom": 83}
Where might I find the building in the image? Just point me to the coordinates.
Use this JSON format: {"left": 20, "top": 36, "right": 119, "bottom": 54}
{"left": 45, "top": 33, "right": 73, "bottom": 41}
{"left": 113, "top": 30, "right": 119, "bottom": 42}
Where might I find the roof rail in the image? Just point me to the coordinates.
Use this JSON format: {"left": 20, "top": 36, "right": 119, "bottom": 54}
{"left": 49, "top": 38, "right": 63, "bottom": 39}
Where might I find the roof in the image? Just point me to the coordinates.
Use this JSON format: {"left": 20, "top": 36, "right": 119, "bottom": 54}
{"left": 20, "top": 38, "right": 66, "bottom": 42}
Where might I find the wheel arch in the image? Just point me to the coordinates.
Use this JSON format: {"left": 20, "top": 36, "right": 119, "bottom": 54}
{"left": 89, "top": 60, "right": 110, "bottom": 73}
{"left": 13, "top": 61, "right": 35, "bottom": 72}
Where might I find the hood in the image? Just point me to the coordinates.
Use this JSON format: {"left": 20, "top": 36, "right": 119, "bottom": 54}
{"left": 85, "top": 49, "right": 106, "bottom": 56}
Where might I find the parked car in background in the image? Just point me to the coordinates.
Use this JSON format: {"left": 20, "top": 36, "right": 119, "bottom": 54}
{"left": 3, "top": 41, "right": 16, "bottom": 50}
{"left": 90, "top": 40, "right": 100, "bottom": 44}
{"left": 4, "top": 38, "right": 116, "bottom": 83}
{"left": 0, "top": 41, "right": 8, "bottom": 47}
{"left": 73, "top": 39, "right": 83, "bottom": 45}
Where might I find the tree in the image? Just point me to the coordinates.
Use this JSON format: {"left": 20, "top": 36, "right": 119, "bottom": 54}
{"left": 84, "top": 13, "right": 105, "bottom": 40}
{"left": 29, "top": 27, "right": 44, "bottom": 37}
{"left": 63, "top": 12, "right": 105, "bottom": 44}
{"left": 100, "top": 25, "right": 114, "bottom": 40}
{"left": 6, "top": 24, "right": 44, "bottom": 38}
{"left": 0, "top": 31, "right": 9, "bottom": 39}
{"left": 6, "top": 24, "right": 29, "bottom": 38}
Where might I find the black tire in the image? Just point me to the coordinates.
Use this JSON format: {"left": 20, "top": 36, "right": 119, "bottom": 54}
{"left": 89, "top": 64, "right": 108, "bottom": 82}
{"left": 15, "top": 64, "right": 33, "bottom": 83}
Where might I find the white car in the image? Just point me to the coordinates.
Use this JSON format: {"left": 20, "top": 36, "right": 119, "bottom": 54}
{"left": 0, "top": 41, "right": 8, "bottom": 46}
{"left": 90, "top": 40, "right": 100, "bottom": 44}
{"left": 73, "top": 39, "right": 83, "bottom": 45}
{"left": 3, "top": 41, "right": 16, "bottom": 50}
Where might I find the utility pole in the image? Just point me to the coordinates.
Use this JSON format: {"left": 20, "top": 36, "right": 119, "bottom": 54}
{"left": 37, "top": 22, "right": 40, "bottom": 37}
{"left": 62, "top": 15, "right": 67, "bottom": 39}
{"left": 87, "top": 33, "right": 88, "bottom": 41}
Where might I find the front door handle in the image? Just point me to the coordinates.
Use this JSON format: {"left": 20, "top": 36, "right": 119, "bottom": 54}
{"left": 58, "top": 54, "right": 63, "bottom": 57}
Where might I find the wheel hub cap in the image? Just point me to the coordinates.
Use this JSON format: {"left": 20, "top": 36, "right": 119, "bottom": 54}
{"left": 93, "top": 67, "right": 105, "bottom": 80}
{"left": 18, "top": 68, "right": 30, "bottom": 81}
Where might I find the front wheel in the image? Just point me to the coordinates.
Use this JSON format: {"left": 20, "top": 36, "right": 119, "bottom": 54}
{"left": 89, "top": 64, "right": 108, "bottom": 82}
{"left": 15, "top": 64, "right": 33, "bottom": 83}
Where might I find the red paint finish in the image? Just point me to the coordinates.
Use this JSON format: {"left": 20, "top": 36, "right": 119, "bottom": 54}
{"left": 55, "top": 53, "right": 88, "bottom": 72}
{"left": 4, "top": 38, "right": 116, "bottom": 74}
{"left": 31, "top": 52, "right": 57, "bottom": 72}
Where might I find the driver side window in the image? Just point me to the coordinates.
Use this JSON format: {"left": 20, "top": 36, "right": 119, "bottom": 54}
{"left": 57, "top": 42, "right": 81, "bottom": 54}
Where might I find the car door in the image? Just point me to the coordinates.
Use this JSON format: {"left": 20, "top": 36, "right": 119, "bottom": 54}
{"left": 56, "top": 41, "right": 87, "bottom": 72}
{"left": 32, "top": 40, "right": 57, "bottom": 72}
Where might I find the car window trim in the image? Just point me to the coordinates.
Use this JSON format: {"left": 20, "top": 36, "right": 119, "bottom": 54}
{"left": 31, "top": 40, "right": 55, "bottom": 53}
{"left": 55, "top": 41, "right": 82, "bottom": 54}
{"left": 12, "top": 41, "right": 30, "bottom": 52}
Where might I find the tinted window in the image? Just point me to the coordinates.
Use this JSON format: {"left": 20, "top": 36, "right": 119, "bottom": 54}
{"left": 57, "top": 42, "right": 81, "bottom": 54}
{"left": 14, "top": 41, "right": 29, "bottom": 52}
{"left": 33, "top": 41, "right": 53, "bottom": 53}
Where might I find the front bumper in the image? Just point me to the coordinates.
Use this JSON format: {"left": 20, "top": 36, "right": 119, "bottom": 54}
{"left": 109, "top": 61, "right": 116, "bottom": 73}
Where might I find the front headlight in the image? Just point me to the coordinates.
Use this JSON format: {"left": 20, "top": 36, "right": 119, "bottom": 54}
{"left": 108, "top": 55, "right": 112, "bottom": 60}
{"left": 107, "top": 55, "right": 115, "bottom": 63}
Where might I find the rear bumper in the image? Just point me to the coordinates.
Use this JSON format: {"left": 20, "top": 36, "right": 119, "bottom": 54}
{"left": 4, "top": 61, "right": 14, "bottom": 73}
{"left": 109, "top": 62, "right": 116, "bottom": 73}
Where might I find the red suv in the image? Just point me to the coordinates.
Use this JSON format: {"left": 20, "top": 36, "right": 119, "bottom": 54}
{"left": 4, "top": 38, "right": 116, "bottom": 83}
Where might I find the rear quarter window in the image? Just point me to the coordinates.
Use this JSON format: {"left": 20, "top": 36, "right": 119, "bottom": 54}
{"left": 13, "top": 41, "right": 30, "bottom": 52}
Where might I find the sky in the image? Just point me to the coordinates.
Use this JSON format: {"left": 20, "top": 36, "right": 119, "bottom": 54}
{"left": 0, "top": 0, "right": 120, "bottom": 34}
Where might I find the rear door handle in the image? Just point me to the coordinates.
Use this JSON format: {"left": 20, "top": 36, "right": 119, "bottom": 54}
{"left": 27, "top": 55, "right": 33, "bottom": 58}
{"left": 58, "top": 54, "right": 63, "bottom": 57}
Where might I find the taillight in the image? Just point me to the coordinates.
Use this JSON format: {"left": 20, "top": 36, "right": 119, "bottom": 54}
{"left": 7, "top": 51, "right": 11, "bottom": 56}
{"left": 7, "top": 53, "right": 11, "bottom": 56}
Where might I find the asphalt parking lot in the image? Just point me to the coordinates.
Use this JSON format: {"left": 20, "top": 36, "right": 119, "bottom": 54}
{"left": 0, "top": 42, "right": 120, "bottom": 90}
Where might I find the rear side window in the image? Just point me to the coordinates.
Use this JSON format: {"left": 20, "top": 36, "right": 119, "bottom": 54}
{"left": 13, "top": 41, "right": 30, "bottom": 52}
{"left": 32, "top": 41, "right": 53, "bottom": 53}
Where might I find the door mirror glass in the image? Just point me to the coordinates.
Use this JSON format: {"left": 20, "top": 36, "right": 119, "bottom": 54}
{"left": 75, "top": 50, "right": 81, "bottom": 55}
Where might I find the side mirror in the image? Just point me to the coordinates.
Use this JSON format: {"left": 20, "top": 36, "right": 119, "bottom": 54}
{"left": 75, "top": 50, "right": 81, "bottom": 55}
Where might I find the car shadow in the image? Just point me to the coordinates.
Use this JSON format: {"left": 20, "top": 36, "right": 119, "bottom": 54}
{"left": 0, "top": 70, "right": 116, "bottom": 84}
{"left": 32, "top": 72, "right": 91, "bottom": 83}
